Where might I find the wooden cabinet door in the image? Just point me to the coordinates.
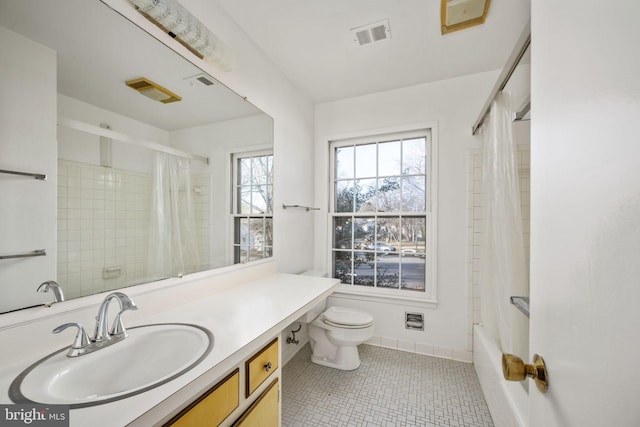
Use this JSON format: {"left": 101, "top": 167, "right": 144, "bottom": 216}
{"left": 169, "top": 369, "right": 239, "bottom": 427}
{"left": 233, "top": 379, "right": 279, "bottom": 427}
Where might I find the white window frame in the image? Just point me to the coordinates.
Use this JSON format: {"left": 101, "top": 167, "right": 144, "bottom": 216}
{"left": 327, "top": 124, "right": 438, "bottom": 306}
{"left": 231, "top": 149, "right": 274, "bottom": 264}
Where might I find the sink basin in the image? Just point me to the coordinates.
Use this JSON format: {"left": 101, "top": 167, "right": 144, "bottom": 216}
{"left": 9, "top": 323, "right": 213, "bottom": 408}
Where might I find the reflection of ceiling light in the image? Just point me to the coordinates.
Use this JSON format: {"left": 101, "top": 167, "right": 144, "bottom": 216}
{"left": 128, "top": 0, "right": 235, "bottom": 71}
{"left": 441, "top": 0, "right": 491, "bottom": 35}
{"left": 126, "top": 78, "right": 181, "bottom": 103}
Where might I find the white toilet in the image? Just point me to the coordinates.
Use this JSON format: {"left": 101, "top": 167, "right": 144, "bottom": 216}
{"left": 307, "top": 303, "right": 374, "bottom": 370}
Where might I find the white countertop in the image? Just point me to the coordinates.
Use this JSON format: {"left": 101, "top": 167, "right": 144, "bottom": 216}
{"left": 0, "top": 271, "right": 339, "bottom": 426}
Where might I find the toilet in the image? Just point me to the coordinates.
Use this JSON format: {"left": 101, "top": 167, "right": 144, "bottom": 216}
{"left": 307, "top": 303, "right": 374, "bottom": 370}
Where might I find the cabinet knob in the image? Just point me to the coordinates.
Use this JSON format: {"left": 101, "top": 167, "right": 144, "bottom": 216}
{"left": 264, "top": 361, "right": 272, "bottom": 372}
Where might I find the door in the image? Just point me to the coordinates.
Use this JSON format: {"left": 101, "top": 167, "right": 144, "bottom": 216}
{"left": 529, "top": 1, "right": 640, "bottom": 426}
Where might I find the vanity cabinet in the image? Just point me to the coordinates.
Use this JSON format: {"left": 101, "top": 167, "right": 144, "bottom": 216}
{"left": 165, "top": 337, "right": 280, "bottom": 427}
{"left": 167, "top": 370, "right": 240, "bottom": 427}
{"left": 233, "top": 379, "right": 279, "bottom": 427}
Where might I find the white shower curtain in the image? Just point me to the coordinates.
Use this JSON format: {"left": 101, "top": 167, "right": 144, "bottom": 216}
{"left": 147, "top": 153, "right": 199, "bottom": 280}
{"left": 480, "top": 92, "right": 529, "bottom": 357}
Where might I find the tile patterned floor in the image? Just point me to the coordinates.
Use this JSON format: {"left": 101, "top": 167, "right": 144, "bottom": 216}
{"left": 282, "top": 344, "right": 494, "bottom": 427}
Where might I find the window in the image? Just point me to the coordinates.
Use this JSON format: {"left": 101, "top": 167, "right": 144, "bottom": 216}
{"left": 233, "top": 151, "right": 273, "bottom": 263}
{"left": 330, "top": 129, "right": 434, "bottom": 298}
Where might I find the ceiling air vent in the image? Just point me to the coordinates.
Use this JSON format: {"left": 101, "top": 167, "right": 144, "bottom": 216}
{"left": 351, "top": 19, "right": 391, "bottom": 46}
{"left": 184, "top": 73, "right": 216, "bottom": 87}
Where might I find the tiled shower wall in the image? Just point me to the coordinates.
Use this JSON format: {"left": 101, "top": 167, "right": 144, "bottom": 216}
{"left": 57, "top": 159, "right": 211, "bottom": 299}
{"left": 57, "top": 160, "right": 153, "bottom": 299}
{"left": 467, "top": 145, "right": 531, "bottom": 327}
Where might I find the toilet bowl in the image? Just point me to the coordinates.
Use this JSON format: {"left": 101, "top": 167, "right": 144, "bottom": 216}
{"left": 308, "top": 306, "right": 374, "bottom": 370}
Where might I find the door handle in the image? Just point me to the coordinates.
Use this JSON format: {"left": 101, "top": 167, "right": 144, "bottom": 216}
{"left": 502, "top": 353, "right": 548, "bottom": 393}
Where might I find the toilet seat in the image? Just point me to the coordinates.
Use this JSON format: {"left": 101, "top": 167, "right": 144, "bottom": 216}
{"left": 322, "top": 306, "right": 373, "bottom": 329}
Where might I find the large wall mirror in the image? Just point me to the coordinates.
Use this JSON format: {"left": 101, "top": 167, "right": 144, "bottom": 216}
{"left": 0, "top": 0, "right": 274, "bottom": 313}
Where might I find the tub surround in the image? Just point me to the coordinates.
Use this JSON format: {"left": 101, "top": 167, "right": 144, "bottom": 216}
{"left": 0, "top": 261, "right": 339, "bottom": 426}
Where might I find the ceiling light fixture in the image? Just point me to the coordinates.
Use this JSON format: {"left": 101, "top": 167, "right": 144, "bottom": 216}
{"left": 128, "top": 0, "right": 235, "bottom": 71}
{"left": 441, "top": 0, "right": 491, "bottom": 35}
{"left": 125, "top": 77, "right": 182, "bottom": 103}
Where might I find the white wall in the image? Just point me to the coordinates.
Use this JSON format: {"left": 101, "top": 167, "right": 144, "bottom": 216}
{"left": 0, "top": 27, "right": 57, "bottom": 312}
{"left": 313, "top": 71, "right": 499, "bottom": 360}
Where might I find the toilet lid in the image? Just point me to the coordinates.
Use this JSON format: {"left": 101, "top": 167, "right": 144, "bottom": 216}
{"left": 323, "top": 306, "right": 373, "bottom": 328}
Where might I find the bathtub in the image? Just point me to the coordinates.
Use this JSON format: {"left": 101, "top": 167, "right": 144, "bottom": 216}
{"left": 473, "top": 324, "right": 529, "bottom": 427}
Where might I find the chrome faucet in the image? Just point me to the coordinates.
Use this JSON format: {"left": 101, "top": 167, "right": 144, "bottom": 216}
{"left": 37, "top": 280, "right": 64, "bottom": 307}
{"left": 53, "top": 292, "right": 138, "bottom": 357}
{"left": 93, "top": 292, "right": 138, "bottom": 342}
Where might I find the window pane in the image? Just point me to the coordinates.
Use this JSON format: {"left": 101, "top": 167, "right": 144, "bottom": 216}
{"left": 403, "top": 138, "right": 426, "bottom": 175}
{"left": 251, "top": 186, "right": 269, "bottom": 214}
{"left": 375, "top": 217, "right": 400, "bottom": 251}
{"left": 354, "top": 217, "right": 375, "bottom": 247}
{"left": 378, "top": 140, "right": 401, "bottom": 176}
{"left": 376, "top": 177, "right": 401, "bottom": 212}
{"left": 239, "top": 158, "right": 252, "bottom": 185}
{"left": 266, "top": 184, "right": 273, "bottom": 213}
{"left": 334, "top": 217, "right": 352, "bottom": 249}
{"left": 252, "top": 157, "right": 270, "bottom": 185}
{"left": 400, "top": 256, "right": 425, "bottom": 291}
{"left": 355, "top": 143, "right": 376, "bottom": 178}
{"left": 354, "top": 179, "right": 376, "bottom": 212}
{"left": 354, "top": 253, "right": 375, "bottom": 287}
{"left": 264, "top": 218, "right": 273, "bottom": 246}
{"left": 402, "top": 176, "right": 426, "bottom": 212}
{"left": 334, "top": 251, "right": 353, "bottom": 284}
{"left": 400, "top": 217, "right": 426, "bottom": 253}
{"left": 376, "top": 252, "right": 400, "bottom": 289}
{"left": 335, "top": 146, "right": 354, "bottom": 179}
{"left": 267, "top": 156, "right": 274, "bottom": 183}
{"left": 335, "top": 180, "right": 354, "bottom": 212}
{"left": 248, "top": 218, "right": 266, "bottom": 259}
{"left": 238, "top": 187, "right": 252, "bottom": 214}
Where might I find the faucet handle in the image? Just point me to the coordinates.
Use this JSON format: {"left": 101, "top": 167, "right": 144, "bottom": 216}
{"left": 109, "top": 310, "right": 133, "bottom": 338}
{"left": 53, "top": 323, "right": 90, "bottom": 356}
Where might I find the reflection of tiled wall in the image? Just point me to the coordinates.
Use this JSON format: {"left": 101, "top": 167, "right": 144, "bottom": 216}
{"left": 57, "top": 160, "right": 152, "bottom": 299}
{"left": 467, "top": 145, "right": 531, "bottom": 330}
{"left": 57, "top": 160, "right": 212, "bottom": 299}
{"left": 192, "top": 174, "right": 211, "bottom": 272}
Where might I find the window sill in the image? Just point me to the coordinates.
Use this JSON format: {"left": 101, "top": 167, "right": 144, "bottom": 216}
{"left": 331, "top": 284, "right": 438, "bottom": 309}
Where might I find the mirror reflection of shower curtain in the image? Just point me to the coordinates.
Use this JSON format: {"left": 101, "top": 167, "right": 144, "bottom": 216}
{"left": 480, "top": 92, "right": 529, "bottom": 358}
{"left": 148, "top": 153, "right": 199, "bottom": 280}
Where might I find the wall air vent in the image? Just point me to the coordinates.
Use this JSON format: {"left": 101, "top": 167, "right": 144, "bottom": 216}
{"left": 125, "top": 77, "right": 181, "bottom": 103}
{"left": 351, "top": 19, "right": 391, "bottom": 46}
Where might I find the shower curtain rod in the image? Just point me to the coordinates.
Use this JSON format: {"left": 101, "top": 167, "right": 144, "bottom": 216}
{"left": 58, "top": 117, "right": 210, "bottom": 164}
{"left": 471, "top": 20, "right": 531, "bottom": 135}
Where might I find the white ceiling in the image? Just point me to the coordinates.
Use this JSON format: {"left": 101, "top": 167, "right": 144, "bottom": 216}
{"left": 216, "top": 0, "right": 531, "bottom": 103}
